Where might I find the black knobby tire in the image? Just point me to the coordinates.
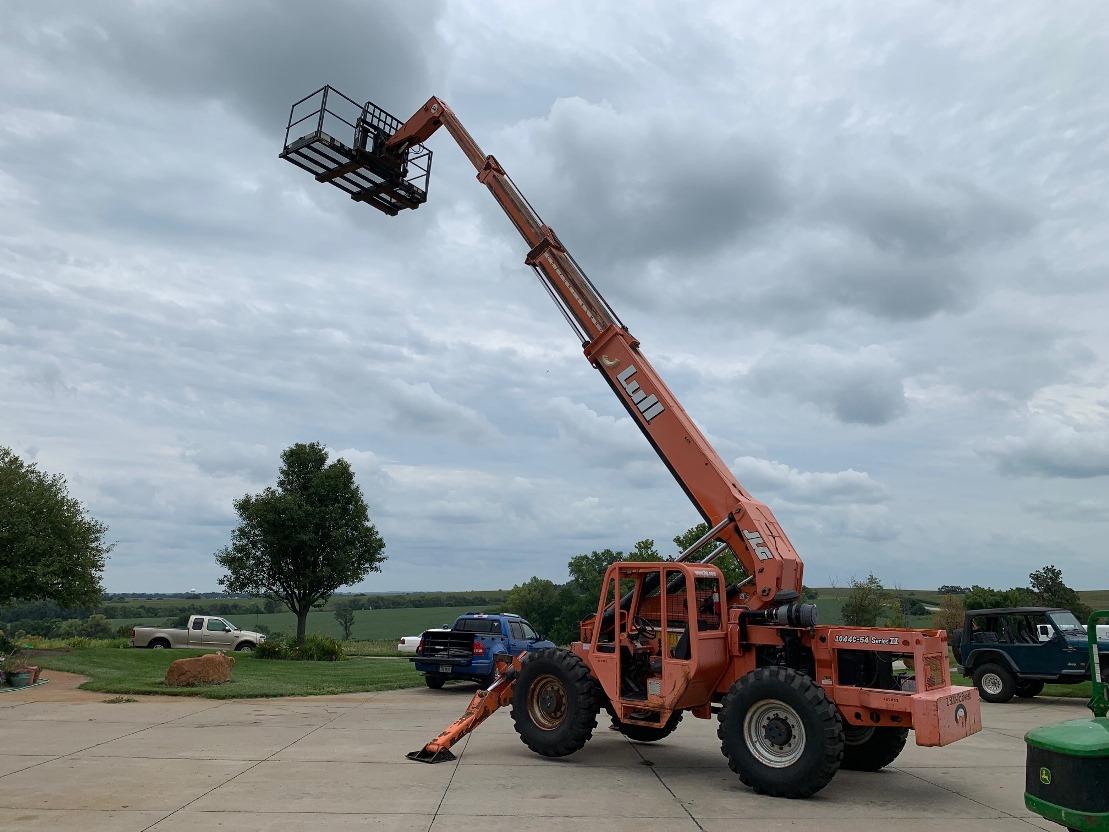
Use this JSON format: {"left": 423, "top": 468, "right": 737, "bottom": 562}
{"left": 1016, "top": 680, "right": 1044, "bottom": 698}
{"left": 717, "top": 666, "right": 844, "bottom": 798}
{"left": 841, "top": 725, "right": 909, "bottom": 771}
{"left": 511, "top": 648, "right": 599, "bottom": 758}
{"left": 613, "top": 710, "right": 683, "bottom": 743}
{"left": 973, "top": 663, "right": 1015, "bottom": 703}
{"left": 424, "top": 673, "right": 446, "bottom": 690}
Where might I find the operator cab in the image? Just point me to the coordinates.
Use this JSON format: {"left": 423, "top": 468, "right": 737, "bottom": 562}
{"left": 579, "top": 561, "right": 728, "bottom": 727}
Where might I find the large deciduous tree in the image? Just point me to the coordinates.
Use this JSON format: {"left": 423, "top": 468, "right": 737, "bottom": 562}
{"left": 0, "top": 447, "right": 109, "bottom": 608}
{"left": 215, "top": 443, "right": 385, "bottom": 644}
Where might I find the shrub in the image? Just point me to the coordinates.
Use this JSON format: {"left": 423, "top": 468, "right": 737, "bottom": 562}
{"left": 292, "top": 634, "right": 345, "bottom": 661}
{"left": 255, "top": 639, "right": 289, "bottom": 660}
{"left": 255, "top": 635, "right": 345, "bottom": 662}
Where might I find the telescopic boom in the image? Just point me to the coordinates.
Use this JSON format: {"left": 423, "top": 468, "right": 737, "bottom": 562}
{"left": 281, "top": 89, "right": 804, "bottom": 610}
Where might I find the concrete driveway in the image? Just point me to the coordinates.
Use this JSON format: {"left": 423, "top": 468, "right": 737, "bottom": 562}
{"left": 0, "top": 669, "right": 1083, "bottom": 831}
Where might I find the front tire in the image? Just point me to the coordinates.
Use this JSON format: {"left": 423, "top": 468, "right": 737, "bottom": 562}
{"left": 973, "top": 663, "right": 1015, "bottom": 703}
{"left": 612, "top": 710, "right": 683, "bottom": 743}
{"left": 841, "top": 725, "right": 908, "bottom": 771}
{"left": 424, "top": 673, "right": 446, "bottom": 690}
{"left": 718, "top": 667, "right": 844, "bottom": 798}
{"left": 1016, "top": 680, "right": 1044, "bottom": 698}
{"left": 234, "top": 642, "right": 255, "bottom": 653}
{"left": 511, "top": 648, "right": 598, "bottom": 758}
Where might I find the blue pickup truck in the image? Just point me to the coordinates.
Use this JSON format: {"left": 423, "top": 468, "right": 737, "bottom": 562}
{"left": 411, "top": 612, "right": 555, "bottom": 689}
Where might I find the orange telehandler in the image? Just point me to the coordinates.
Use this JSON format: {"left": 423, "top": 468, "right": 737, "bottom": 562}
{"left": 280, "top": 86, "right": 982, "bottom": 797}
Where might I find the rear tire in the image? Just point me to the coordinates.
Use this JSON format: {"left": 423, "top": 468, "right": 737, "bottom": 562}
{"left": 973, "top": 663, "right": 1015, "bottom": 703}
{"left": 613, "top": 710, "right": 683, "bottom": 742}
{"left": 424, "top": 673, "right": 446, "bottom": 690}
{"left": 841, "top": 725, "right": 909, "bottom": 771}
{"left": 718, "top": 666, "right": 844, "bottom": 798}
{"left": 511, "top": 648, "right": 598, "bottom": 758}
{"left": 148, "top": 638, "right": 170, "bottom": 649}
{"left": 1016, "top": 680, "right": 1044, "bottom": 699}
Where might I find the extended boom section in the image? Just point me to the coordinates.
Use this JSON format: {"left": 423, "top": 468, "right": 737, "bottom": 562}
{"left": 280, "top": 85, "right": 982, "bottom": 797}
{"left": 370, "top": 92, "right": 801, "bottom": 609}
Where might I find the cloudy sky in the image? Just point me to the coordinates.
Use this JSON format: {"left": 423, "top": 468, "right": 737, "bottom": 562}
{"left": 3, "top": 2, "right": 1107, "bottom": 594}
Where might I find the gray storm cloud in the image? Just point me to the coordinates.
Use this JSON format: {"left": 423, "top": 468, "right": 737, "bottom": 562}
{"left": 1, "top": 1, "right": 1106, "bottom": 591}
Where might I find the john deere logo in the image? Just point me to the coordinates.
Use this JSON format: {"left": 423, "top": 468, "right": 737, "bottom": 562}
{"left": 1039, "top": 767, "right": 1052, "bottom": 785}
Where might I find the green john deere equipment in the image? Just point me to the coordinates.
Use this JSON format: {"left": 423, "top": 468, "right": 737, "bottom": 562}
{"left": 1024, "top": 610, "right": 1109, "bottom": 832}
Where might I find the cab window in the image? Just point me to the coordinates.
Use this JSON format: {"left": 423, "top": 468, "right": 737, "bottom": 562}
{"left": 694, "top": 576, "right": 722, "bottom": 631}
{"left": 509, "top": 622, "right": 524, "bottom": 640}
{"left": 664, "top": 568, "right": 691, "bottom": 659}
{"left": 520, "top": 621, "right": 539, "bottom": 640}
{"left": 206, "top": 618, "right": 228, "bottom": 632}
{"left": 456, "top": 618, "right": 501, "bottom": 634}
{"left": 191, "top": 617, "right": 204, "bottom": 630}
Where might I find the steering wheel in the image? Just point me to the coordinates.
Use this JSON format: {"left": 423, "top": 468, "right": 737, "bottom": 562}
{"left": 632, "top": 616, "right": 657, "bottom": 644}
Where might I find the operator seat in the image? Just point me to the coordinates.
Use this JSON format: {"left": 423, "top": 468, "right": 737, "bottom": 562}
{"left": 671, "top": 629, "right": 691, "bottom": 660}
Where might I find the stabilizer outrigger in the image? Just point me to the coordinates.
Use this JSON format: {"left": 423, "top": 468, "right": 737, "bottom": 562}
{"left": 406, "top": 654, "right": 522, "bottom": 763}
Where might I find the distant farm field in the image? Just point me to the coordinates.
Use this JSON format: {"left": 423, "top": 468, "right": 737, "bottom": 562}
{"left": 110, "top": 605, "right": 491, "bottom": 640}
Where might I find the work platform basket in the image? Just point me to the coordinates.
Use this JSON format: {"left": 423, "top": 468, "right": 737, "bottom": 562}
{"left": 280, "top": 86, "right": 432, "bottom": 216}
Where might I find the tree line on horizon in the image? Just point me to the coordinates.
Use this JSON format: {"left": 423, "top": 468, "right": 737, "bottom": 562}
{"left": 1, "top": 443, "right": 1097, "bottom": 648}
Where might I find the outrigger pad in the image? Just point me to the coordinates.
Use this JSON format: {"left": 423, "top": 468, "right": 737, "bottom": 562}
{"left": 406, "top": 746, "right": 456, "bottom": 764}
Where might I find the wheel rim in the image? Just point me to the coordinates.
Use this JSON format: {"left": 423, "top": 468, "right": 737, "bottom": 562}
{"left": 981, "top": 673, "right": 1003, "bottom": 695}
{"left": 152, "top": 643, "right": 166, "bottom": 649}
{"left": 743, "top": 699, "right": 806, "bottom": 768}
{"left": 239, "top": 645, "right": 253, "bottom": 653}
{"left": 528, "top": 673, "right": 568, "bottom": 731}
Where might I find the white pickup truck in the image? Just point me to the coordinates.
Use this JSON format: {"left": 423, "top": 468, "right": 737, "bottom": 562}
{"left": 130, "top": 615, "right": 266, "bottom": 653}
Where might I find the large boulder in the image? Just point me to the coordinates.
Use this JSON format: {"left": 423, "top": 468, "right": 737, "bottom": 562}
{"left": 165, "top": 652, "right": 236, "bottom": 687}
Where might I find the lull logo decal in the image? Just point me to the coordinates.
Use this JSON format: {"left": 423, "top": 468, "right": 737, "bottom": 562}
{"left": 616, "top": 364, "right": 665, "bottom": 422}
{"left": 742, "top": 529, "right": 773, "bottom": 561}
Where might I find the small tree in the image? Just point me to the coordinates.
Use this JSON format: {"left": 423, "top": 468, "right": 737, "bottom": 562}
{"left": 842, "top": 574, "right": 889, "bottom": 627}
{"left": 1028, "top": 564, "right": 1090, "bottom": 620}
{"left": 933, "top": 594, "right": 965, "bottom": 634}
{"left": 505, "top": 577, "right": 563, "bottom": 640}
{"left": 0, "top": 448, "right": 110, "bottom": 608}
{"left": 334, "top": 604, "right": 355, "bottom": 640}
{"left": 216, "top": 443, "right": 386, "bottom": 644}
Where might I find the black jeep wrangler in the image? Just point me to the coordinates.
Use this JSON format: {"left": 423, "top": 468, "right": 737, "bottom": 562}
{"left": 952, "top": 607, "right": 1108, "bottom": 703}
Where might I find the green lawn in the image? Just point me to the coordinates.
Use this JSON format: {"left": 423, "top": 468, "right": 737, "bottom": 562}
{"left": 949, "top": 670, "right": 1091, "bottom": 699}
{"left": 109, "top": 605, "right": 488, "bottom": 641}
{"left": 33, "top": 648, "right": 422, "bottom": 699}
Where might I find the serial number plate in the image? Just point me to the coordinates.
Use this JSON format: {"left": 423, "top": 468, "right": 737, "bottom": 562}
{"left": 439, "top": 665, "right": 452, "bottom": 673}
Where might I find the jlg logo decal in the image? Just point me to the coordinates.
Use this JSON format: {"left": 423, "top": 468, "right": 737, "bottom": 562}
{"left": 617, "top": 364, "right": 665, "bottom": 422}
